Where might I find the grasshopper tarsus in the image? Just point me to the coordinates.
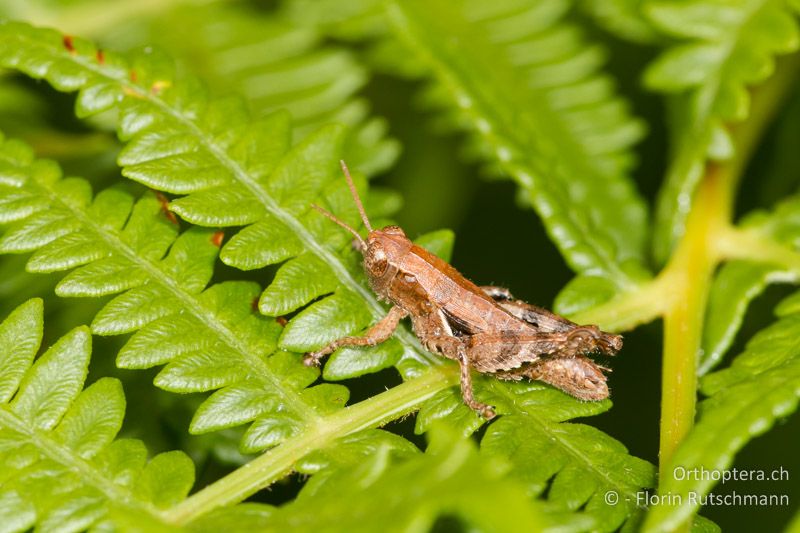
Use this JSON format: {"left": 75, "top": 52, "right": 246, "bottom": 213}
{"left": 309, "top": 162, "right": 623, "bottom": 418}
{"left": 302, "top": 353, "right": 321, "bottom": 367}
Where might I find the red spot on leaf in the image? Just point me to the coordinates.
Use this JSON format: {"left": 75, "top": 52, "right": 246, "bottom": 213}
{"left": 251, "top": 297, "right": 260, "bottom": 312}
{"left": 155, "top": 192, "right": 179, "bottom": 225}
{"left": 211, "top": 231, "right": 224, "bottom": 247}
{"left": 63, "top": 35, "right": 76, "bottom": 54}
{"left": 275, "top": 316, "right": 288, "bottom": 326}
{"left": 96, "top": 49, "right": 105, "bottom": 64}
{"left": 130, "top": 69, "right": 138, "bottom": 83}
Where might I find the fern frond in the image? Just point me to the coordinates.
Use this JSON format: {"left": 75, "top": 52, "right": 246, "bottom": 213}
{"left": 645, "top": 0, "right": 800, "bottom": 261}
{"left": 283, "top": 0, "right": 387, "bottom": 41}
{"left": 295, "top": 429, "right": 418, "bottom": 492}
{"left": 387, "top": 0, "right": 651, "bottom": 298}
{"left": 0, "top": 26, "right": 657, "bottom": 525}
{"left": 484, "top": 382, "right": 654, "bottom": 531}
{"left": 0, "top": 130, "right": 360, "bottom": 452}
{"left": 230, "top": 425, "right": 586, "bottom": 532}
{"left": 643, "top": 290, "right": 800, "bottom": 531}
{"left": 702, "top": 196, "right": 800, "bottom": 374}
{"left": 580, "top": 0, "right": 660, "bottom": 43}
{"left": 702, "top": 263, "right": 787, "bottom": 373}
{"left": 0, "top": 20, "right": 439, "bottom": 378}
{"left": 412, "top": 376, "right": 655, "bottom": 532}
{"left": 123, "top": 2, "right": 399, "bottom": 177}
{"left": 0, "top": 298, "right": 194, "bottom": 531}
{"left": 0, "top": 20, "right": 446, "bottom": 457}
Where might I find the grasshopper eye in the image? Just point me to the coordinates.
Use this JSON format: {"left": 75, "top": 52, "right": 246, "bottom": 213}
{"left": 365, "top": 242, "right": 388, "bottom": 275}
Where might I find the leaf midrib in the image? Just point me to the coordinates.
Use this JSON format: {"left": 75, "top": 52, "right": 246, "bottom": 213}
{"left": 39, "top": 33, "right": 441, "bottom": 371}
{"left": 493, "top": 385, "right": 650, "bottom": 506}
{"left": 388, "top": 1, "right": 638, "bottom": 290}
{"left": 0, "top": 406, "right": 166, "bottom": 525}
{"left": 23, "top": 166, "right": 321, "bottom": 425}
{"left": 654, "top": 0, "right": 776, "bottom": 258}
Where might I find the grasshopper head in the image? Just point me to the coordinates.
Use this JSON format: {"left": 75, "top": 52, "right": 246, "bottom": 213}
{"left": 362, "top": 226, "right": 412, "bottom": 298}
{"left": 364, "top": 225, "right": 411, "bottom": 279}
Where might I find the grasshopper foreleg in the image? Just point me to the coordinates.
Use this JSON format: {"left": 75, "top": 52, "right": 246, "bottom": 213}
{"left": 304, "top": 305, "right": 408, "bottom": 366}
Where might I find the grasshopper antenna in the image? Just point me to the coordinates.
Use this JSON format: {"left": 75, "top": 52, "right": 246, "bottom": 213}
{"left": 340, "top": 160, "right": 372, "bottom": 233}
{"left": 311, "top": 204, "right": 367, "bottom": 251}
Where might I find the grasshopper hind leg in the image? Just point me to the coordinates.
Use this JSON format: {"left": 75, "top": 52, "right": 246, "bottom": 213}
{"left": 497, "top": 355, "right": 609, "bottom": 401}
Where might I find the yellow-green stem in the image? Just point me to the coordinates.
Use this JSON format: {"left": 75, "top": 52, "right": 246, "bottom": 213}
{"left": 658, "top": 165, "right": 728, "bottom": 471}
{"left": 163, "top": 366, "right": 458, "bottom": 526}
{"left": 656, "top": 50, "right": 799, "bottom": 479}
{"left": 651, "top": 165, "right": 730, "bottom": 533}
{"left": 647, "top": 54, "right": 799, "bottom": 532}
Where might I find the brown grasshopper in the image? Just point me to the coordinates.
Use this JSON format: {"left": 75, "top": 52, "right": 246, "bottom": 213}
{"left": 304, "top": 162, "right": 622, "bottom": 419}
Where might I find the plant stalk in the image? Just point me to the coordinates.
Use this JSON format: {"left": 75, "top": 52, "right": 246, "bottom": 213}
{"left": 164, "top": 366, "right": 458, "bottom": 525}
{"left": 651, "top": 51, "right": 799, "bottom": 532}
{"left": 718, "top": 228, "right": 800, "bottom": 271}
{"left": 658, "top": 165, "right": 728, "bottom": 471}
